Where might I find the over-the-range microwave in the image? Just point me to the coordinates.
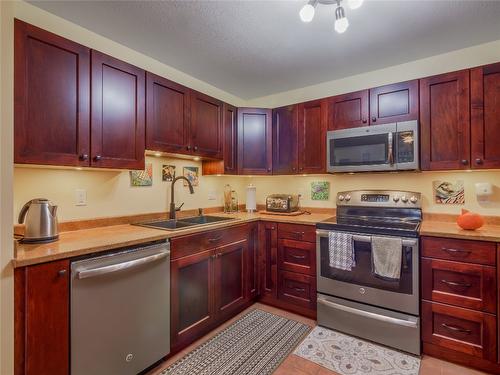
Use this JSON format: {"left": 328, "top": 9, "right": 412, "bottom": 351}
{"left": 327, "top": 120, "right": 419, "bottom": 173}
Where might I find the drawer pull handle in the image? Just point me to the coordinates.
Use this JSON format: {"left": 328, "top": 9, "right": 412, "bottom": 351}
{"left": 441, "top": 279, "right": 472, "bottom": 288}
{"left": 441, "top": 323, "right": 471, "bottom": 335}
{"left": 441, "top": 247, "right": 471, "bottom": 257}
{"left": 208, "top": 236, "right": 222, "bottom": 243}
{"left": 292, "top": 231, "right": 305, "bottom": 236}
{"left": 291, "top": 255, "right": 306, "bottom": 259}
{"left": 293, "top": 287, "right": 306, "bottom": 292}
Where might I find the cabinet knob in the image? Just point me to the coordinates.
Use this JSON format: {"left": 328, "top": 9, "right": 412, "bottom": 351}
{"left": 194, "top": 146, "right": 198, "bottom": 151}
{"left": 475, "top": 158, "right": 483, "bottom": 165}
{"left": 362, "top": 119, "right": 367, "bottom": 124}
{"left": 267, "top": 168, "right": 271, "bottom": 172}
{"left": 461, "top": 159, "right": 468, "bottom": 165}
{"left": 186, "top": 146, "right": 191, "bottom": 151}
{"left": 93, "top": 155, "right": 102, "bottom": 162}
{"left": 58, "top": 269, "right": 67, "bottom": 276}
{"left": 292, "top": 167, "right": 296, "bottom": 171}
{"left": 372, "top": 117, "right": 377, "bottom": 122}
{"left": 79, "top": 154, "right": 88, "bottom": 161}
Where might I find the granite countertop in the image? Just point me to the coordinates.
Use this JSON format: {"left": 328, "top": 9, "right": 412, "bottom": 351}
{"left": 13, "top": 211, "right": 334, "bottom": 268}
{"left": 13, "top": 211, "right": 500, "bottom": 268}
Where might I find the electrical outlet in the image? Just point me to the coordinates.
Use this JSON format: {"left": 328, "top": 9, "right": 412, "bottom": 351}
{"left": 75, "top": 189, "right": 87, "bottom": 206}
{"left": 208, "top": 190, "right": 217, "bottom": 201}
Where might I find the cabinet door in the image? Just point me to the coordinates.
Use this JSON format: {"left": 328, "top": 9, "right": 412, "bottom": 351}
{"left": 369, "top": 80, "right": 418, "bottom": 125}
{"left": 15, "top": 260, "right": 70, "bottom": 375}
{"left": 171, "top": 249, "right": 214, "bottom": 348}
{"left": 223, "top": 103, "right": 238, "bottom": 174}
{"left": 146, "top": 72, "right": 190, "bottom": 154}
{"left": 238, "top": 108, "right": 273, "bottom": 174}
{"left": 420, "top": 70, "right": 470, "bottom": 170}
{"left": 259, "top": 222, "right": 278, "bottom": 298}
{"left": 14, "top": 20, "right": 90, "bottom": 167}
{"left": 298, "top": 99, "right": 327, "bottom": 174}
{"left": 272, "top": 105, "right": 298, "bottom": 174}
{"left": 190, "top": 91, "right": 223, "bottom": 158}
{"left": 471, "top": 63, "right": 500, "bottom": 169}
{"left": 247, "top": 222, "right": 259, "bottom": 299}
{"left": 214, "top": 239, "right": 247, "bottom": 319}
{"left": 328, "top": 90, "right": 369, "bottom": 130}
{"left": 91, "top": 50, "right": 145, "bottom": 169}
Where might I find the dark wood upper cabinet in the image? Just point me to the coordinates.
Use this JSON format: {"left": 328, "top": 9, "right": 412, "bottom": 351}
{"left": 471, "top": 62, "right": 500, "bottom": 169}
{"left": 272, "top": 105, "right": 298, "bottom": 174}
{"left": 369, "top": 80, "right": 419, "bottom": 125}
{"left": 146, "top": 72, "right": 190, "bottom": 154}
{"left": 91, "top": 50, "right": 145, "bottom": 169}
{"left": 15, "top": 260, "right": 70, "bottom": 375}
{"left": 14, "top": 19, "right": 90, "bottom": 167}
{"left": 420, "top": 70, "right": 470, "bottom": 171}
{"left": 190, "top": 91, "right": 223, "bottom": 158}
{"left": 298, "top": 99, "right": 327, "bottom": 174}
{"left": 328, "top": 90, "right": 369, "bottom": 130}
{"left": 238, "top": 108, "right": 273, "bottom": 175}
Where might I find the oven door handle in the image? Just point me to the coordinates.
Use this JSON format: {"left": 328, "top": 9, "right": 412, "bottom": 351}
{"left": 317, "top": 297, "right": 418, "bottom": 328}
{"left": 316, "top": 231, "right": 417, "bottom": 247}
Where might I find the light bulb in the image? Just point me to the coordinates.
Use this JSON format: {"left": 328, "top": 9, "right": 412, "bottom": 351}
{"left": 300, "top": 3, "right": 315, "bottom": 22}
{"left": 334, "top": 16, "right": 349, "bottom": 33}
{"left": 347, "top": 0, "right": 364, "bottom": 10}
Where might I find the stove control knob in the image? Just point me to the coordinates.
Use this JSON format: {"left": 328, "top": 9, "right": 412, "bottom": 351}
{"left": 345, "top": 194, "right": 351, "bottom": 202}
{"left": 410, "top": 196, "right": 418, "bottom": 204}
{"left": 338, "top": 195, "right": 345, "bottom": 201}
{"left": 393, "top": 196, "right": 400, "bottom": 202}
{"left": 401, "top": 196, "right": 408, "bottom": 203}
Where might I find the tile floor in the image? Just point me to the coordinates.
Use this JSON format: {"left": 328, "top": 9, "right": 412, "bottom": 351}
{"left": 148, "top": 302, "right": 490, "bottom": 375}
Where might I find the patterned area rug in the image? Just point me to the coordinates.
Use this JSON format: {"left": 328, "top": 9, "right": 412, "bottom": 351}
{"left": 294, "top": 326, "right": 421, "bottom": 375}
{"left": 163, "top": 309, "right": 311, "bottom": 375}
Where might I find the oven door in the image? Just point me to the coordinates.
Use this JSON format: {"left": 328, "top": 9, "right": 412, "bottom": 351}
{"left": 327, "top": 123, "right": 397, "bottom": 173}
{"left": 316, "top": 229, "right": 419, "bottom": 315}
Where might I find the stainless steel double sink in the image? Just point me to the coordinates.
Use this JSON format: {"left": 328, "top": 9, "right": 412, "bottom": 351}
{"left": 134, "top": 215, "right": 236, "bottom": 231}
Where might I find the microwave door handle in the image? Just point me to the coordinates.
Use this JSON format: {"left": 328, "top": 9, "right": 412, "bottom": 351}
{"left": 388, "top": 132, "right": 394, "bottom": 166}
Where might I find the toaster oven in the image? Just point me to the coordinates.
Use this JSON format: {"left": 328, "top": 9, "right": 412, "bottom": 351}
{"left": 266, "top": 194, "right": 300, "bottom": 213}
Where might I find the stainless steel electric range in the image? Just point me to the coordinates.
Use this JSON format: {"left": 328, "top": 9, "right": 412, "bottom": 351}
{"left": 316, "top": 190, "right": 422, "bottom": 355}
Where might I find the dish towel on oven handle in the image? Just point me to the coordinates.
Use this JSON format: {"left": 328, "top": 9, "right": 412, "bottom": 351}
{"left": 328, "top": 231, "right": 355, "bottom": 271}
{"left": 371, "top": 236, "right": 402, "bottom": 280}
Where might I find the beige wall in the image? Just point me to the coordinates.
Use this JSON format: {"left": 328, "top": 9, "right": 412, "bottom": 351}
{"left": 14, "top": 157, "right": 246, "bottom": 222}
{"left": 247, "top": 171, "right": 500, "bottom": 216}
{"left": 3, "top": 1, "right": 500, "bottom": 374}
{"left": 1, "top": 1, "right": 14, "bottom": 374}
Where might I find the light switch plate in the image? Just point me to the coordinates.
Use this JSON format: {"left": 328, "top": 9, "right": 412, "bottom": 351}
{"left": 208, "top": 190, "right": 217, "bottom": 201}
{"left": 75, "top": 189, "right": 87, "bottom": 206}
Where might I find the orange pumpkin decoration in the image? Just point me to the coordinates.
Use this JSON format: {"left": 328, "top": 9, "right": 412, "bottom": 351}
{"left": 457, "top": 209, "right": 485, "bottom": 230}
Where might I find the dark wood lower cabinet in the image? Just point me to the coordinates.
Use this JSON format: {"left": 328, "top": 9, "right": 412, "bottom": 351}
{"left": 258, "top": 222, "right": 317, "bottom": 319}
{"left": 422, "top": 237, "right": 500, "bottom": 374}
{"left": 170, "top": 224, "right": 256, "bottom": 352}
{"left": 214, "top": 239, "right": 248, "bottom": 319}
{"left": 15, "top": 259, "right": 70, "bottom": 375}
{"left": 170, "top": 249, "right": 214, "bottom": 349}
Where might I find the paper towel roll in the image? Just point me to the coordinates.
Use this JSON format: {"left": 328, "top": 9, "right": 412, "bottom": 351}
{"left": 246, "top": 184, "right": 257, "bottom": 212}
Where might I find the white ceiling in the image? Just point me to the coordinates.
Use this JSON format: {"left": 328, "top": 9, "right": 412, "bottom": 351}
{"left": 29, "top": 0, "right": 500, "bottom": 100}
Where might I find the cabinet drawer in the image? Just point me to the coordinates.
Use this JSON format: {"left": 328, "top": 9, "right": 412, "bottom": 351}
{"left": 422, "top": 258, "right": 496, "bottom": 313}
{"left": 422, "top": 301, "right": 496, "bottom": 362}
{"left": 278, "top": 223, "right": 316, "bottom": 243}
{"left": 278, "top": 270, "right": 316, "bottom": 310}
{"left": 422, "top": 237, "right": 496, "bottom": 266}
{"left": 171, "top": 224, "right": 248, "bottom": 259}
{"left": 278, "top": 239, "right": 316, "bottom": 275}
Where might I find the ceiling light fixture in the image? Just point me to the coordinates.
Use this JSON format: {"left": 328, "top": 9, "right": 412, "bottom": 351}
{"left": 299, "top": 0, "right": 362, "bottom": 33}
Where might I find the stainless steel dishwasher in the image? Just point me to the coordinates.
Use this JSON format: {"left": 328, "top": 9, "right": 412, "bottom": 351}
{"left": 71, "top": 240, "right": 170, "bottom": 375}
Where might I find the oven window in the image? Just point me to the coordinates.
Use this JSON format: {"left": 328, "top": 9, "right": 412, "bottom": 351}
{"left": 319, "top": 236, "right": 413, "bottom": 294}
{"left": 396, "top": 131, "right": 415, "bottom": 163}
{"left": 330, "top": 134, "right": 388, "bottom": 166}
